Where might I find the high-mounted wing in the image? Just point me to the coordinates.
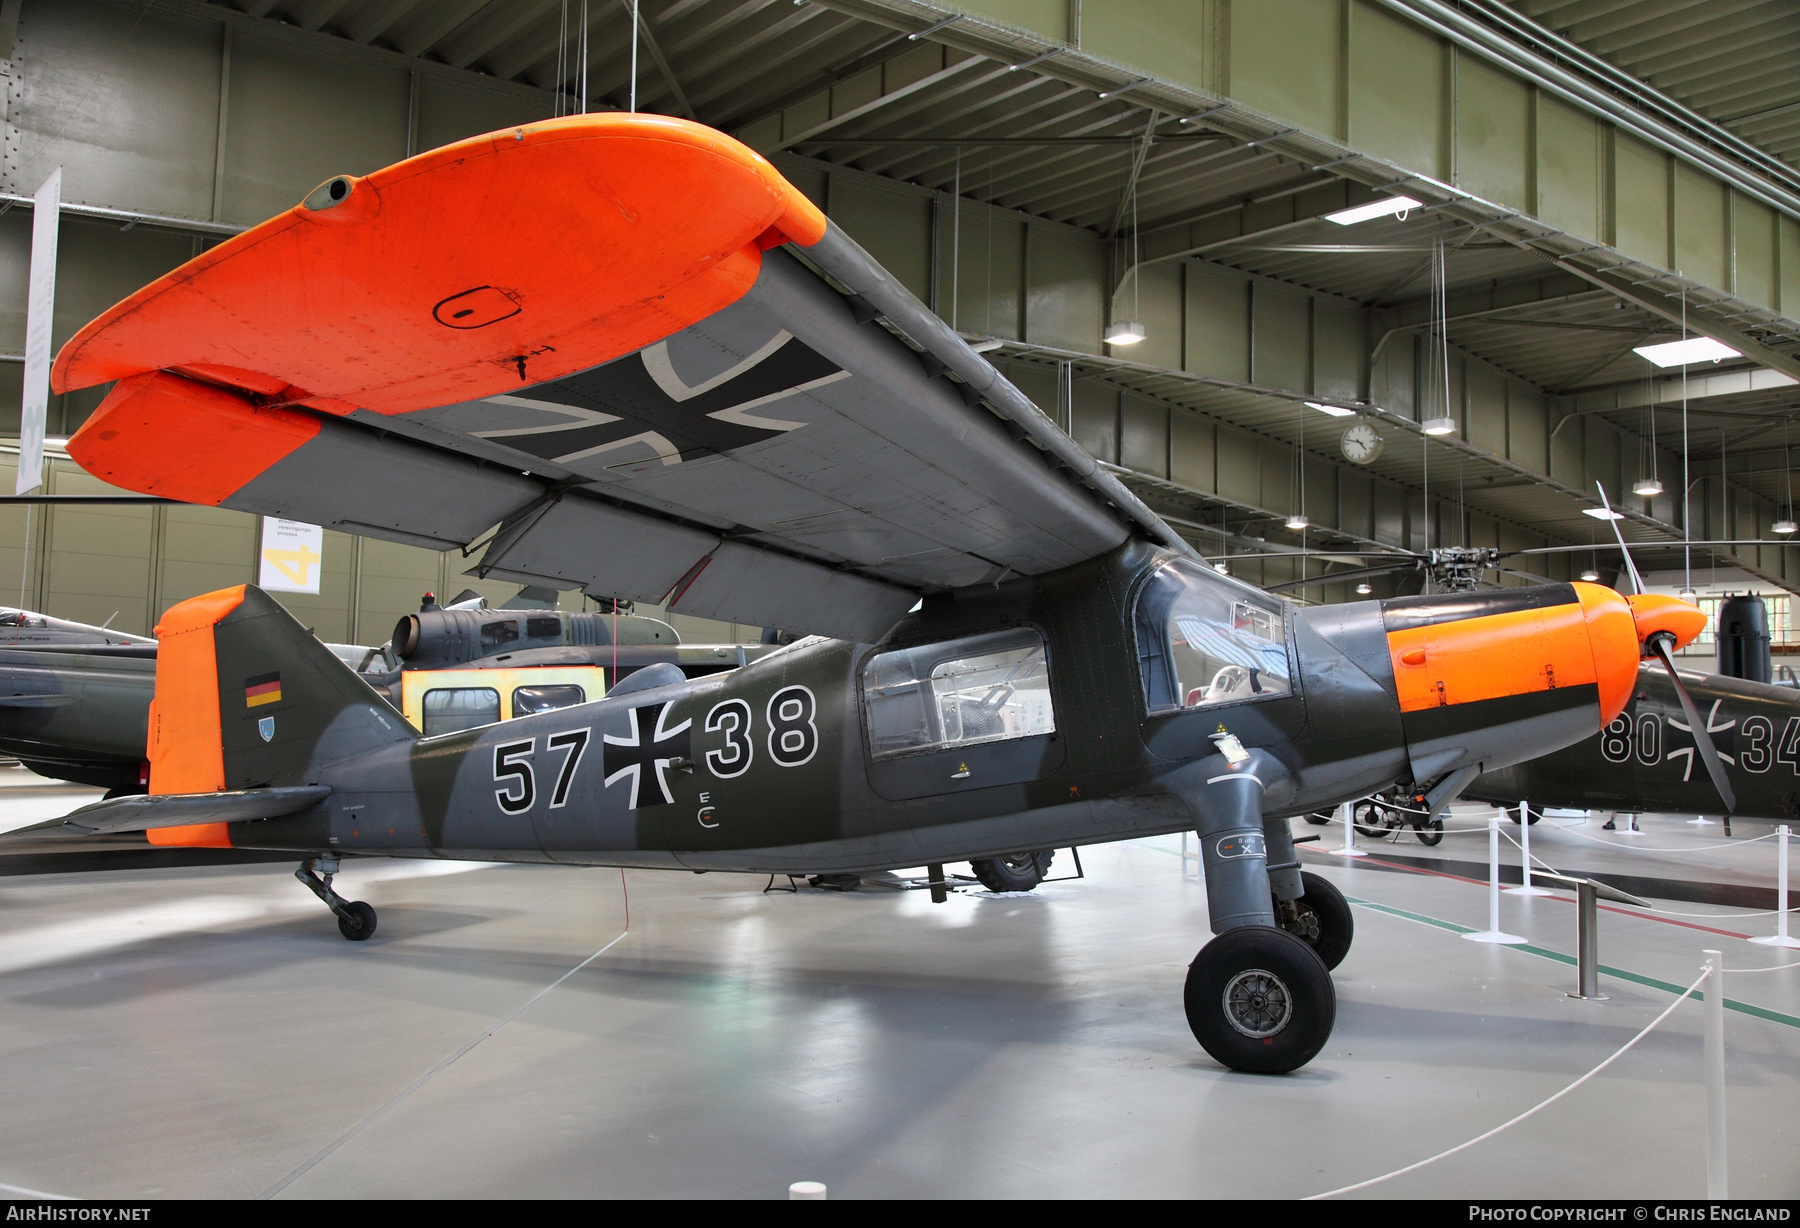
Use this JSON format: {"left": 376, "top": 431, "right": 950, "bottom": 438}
{"left": 55, "top": 115, "right": 1185, "bottom": 643}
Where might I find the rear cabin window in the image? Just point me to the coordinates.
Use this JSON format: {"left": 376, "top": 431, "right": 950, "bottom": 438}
{"left": 423, "top": 687, "right": 501, "bottom": 735}
{"left": 863, "top": 627, "right": 1054, "bottom": 758}
{"left": 525, "top": 616, "right": 563, "bottom": 639}
{"left": 1135, "top": 560, "right": 1292, "bottom": 712}
{"left": 513, "top": 684, "right": 585, "bottom": 716}
{"left": 480, "top": 620, "right": 520, "bottom": 649}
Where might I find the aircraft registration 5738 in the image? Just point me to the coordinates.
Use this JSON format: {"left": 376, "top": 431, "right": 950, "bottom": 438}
{"left": 19, "top": 113, "right": 1712, "bottom": 1073}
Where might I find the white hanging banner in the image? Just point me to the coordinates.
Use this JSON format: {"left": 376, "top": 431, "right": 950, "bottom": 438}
{"left": 18, "top": 166, "right": 60, "bottom": 496}
{"left": 258, "top": 518, "right": 324, "bottom": 594}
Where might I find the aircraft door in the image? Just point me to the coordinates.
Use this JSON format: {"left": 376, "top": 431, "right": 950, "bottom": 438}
{"left": 859, "top": 626, "right": 1064, "bottom": 800}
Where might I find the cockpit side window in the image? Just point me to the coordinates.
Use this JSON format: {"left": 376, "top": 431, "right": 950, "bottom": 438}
{"left": 1134, "top": 560, "right": 1291, "bottom": 713}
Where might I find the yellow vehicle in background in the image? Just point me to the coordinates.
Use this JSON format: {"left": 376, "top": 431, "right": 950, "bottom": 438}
{"left": 398, "top": 664, "right": 606, "bottom": 736}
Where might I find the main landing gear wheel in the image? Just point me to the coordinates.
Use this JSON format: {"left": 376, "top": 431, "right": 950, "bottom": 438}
{"left": 337, "top": 900, "right": 378, "bottom": 941}
{"left": 1274, "top": 871, "right": 1354, "bottom": 970}
{"left": 1416, "top": 818, "right": 1444, "bottom": 846}
{"left": 1185, "top": 927, "right": 1335, "bottom": 1074}
{"left": 971, "top": 849, "right": 1054, "bottom": 892}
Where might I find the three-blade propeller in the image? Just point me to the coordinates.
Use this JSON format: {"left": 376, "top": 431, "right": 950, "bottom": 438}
{"left": 1594, "top": 482, "right": 1736, "bottom": 814}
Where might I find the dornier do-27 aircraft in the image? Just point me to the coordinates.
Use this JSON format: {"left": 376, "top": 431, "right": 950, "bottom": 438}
{"left": 19, "top": 114, "right": 1724, "bottom": 1073}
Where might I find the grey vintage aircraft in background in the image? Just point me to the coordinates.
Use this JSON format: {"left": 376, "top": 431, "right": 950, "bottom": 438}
{"left": 12, "top": 113, "right": 1718, "bottom": 1073}
{"left": 0, "top": 594, "right": 767, "bottom": 794}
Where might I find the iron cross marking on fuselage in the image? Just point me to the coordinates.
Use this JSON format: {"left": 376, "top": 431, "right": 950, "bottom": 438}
{"left": 476, "top": 330, "right": 847, "bottom": 469}
{"left": 602, "top": 702, "right": 693, "bottom": 809}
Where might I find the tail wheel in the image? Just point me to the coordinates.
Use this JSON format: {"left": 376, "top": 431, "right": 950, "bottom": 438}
{"left": 1184, "top": 927, "right": 1335, "bottom": 1074}
{"left": 1275, "top": 871, "right": 1353, "bottom": 970}
{"left": 337, "top": 901, "right": 378, "bottom": 941}
{"left": 970, "top": 850, "right": 1054, "bottom": 892}
{"left": 1416, "top": 818, "right": 1444, "bottom": 846}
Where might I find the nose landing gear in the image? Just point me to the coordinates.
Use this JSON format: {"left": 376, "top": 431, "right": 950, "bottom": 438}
{"left": 296, "top": 855, "right": 378, "bottom": 941}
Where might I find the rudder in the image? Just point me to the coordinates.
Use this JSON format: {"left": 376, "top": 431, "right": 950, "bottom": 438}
{"left": 150, "top": 584, "right": 413, "bottom": 794}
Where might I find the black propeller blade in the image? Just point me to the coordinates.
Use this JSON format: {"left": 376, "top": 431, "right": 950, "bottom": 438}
{"left": 1648, "top": 632, "right": 1737, "bottom": 814}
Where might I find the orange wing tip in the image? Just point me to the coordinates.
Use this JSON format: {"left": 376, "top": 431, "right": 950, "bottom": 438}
{"left": 1626, "top": 593, "right": 1708, "bottom": 653}
{"left": 68, "top": 371, "right": 320, "bottom": 505}
{"left": 52, "top": 113, "right": 826, "bottom": 406}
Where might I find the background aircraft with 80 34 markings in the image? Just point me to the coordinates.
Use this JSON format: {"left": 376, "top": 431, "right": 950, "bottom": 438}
{"left": 10, "top": 114, "right": 1721, "bottom": 1073}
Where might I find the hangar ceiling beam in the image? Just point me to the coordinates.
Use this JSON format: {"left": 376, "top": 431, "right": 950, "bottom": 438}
{"left": 1369, "top": 0, "right": 1800, "bottom": 220}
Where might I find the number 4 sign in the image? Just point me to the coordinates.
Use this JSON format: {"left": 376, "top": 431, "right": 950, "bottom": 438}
{"left": 259, "top": 518, "right": 324, "bottom": 594}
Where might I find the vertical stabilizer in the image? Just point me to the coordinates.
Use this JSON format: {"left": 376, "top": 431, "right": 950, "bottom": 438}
{"left": 150, "top": 585, "right": 413, "bottom": 796}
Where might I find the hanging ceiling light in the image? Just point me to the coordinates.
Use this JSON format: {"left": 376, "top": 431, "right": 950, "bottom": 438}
{"left": 1632, "top": 477, "right": 1663, "bottom": 497}
{"left": 1420, "top": 416, "right": 1457, "bottom": 436}
{"left": 1354, "top": 582, "right": 1373, "bottom": 595}
{"left": 1284, "top": 514, "right": 1310, "bottom": 531}
{"left": 1324, "top": 195, "right": 1421, "bottom": 226}
{"left": 1678, "top": 587, "right": 1699, "bottom": 602}
{"left": 1304, "top": 401, "right": 1355, "bottom": 418}
{"left": 1104, "top": 320, "right": 1145, "bottom": 345}
{"left": 1632, "top": 337, "right": 1739, "bottom": 367}
{"left": 1213, "top": 561, "right": 1230, "bottom": 575}
{"left": 1774, "top": 519, "right": 1798, "bottom": 535}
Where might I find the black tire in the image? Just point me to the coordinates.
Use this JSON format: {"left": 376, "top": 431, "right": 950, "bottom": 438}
{"left": 970, "top": 850, "right": 1054, "bottom": 892}
{"left": 1352, "top": 801, "right": 1387, "bottom": 839}
{"left": 337, "top": 901, "right": 377, "bottom": 941}
{"left": 1505, "top": 809, "right": 1541, "bottom": 825}
{"left": 1275, "top": 871, "right": 1354, "bottom": 970}
{"left": 1303, "top": 812, "right": 1332, "bottom": 826}
{"left": 1416, "top": 818, "right": 1444, "bottom": 846}
{"left": 1184, "top": 927, "right": 1335, "bottom": 1074}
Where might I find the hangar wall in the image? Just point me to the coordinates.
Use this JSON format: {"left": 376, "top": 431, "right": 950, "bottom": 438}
{"left": 0, "top": 0, "right": 1788, "bottom": 633}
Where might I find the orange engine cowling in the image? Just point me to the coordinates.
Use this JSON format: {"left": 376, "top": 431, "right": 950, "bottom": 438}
{"left": 1379, "top": 581, "right": 1702, "bottom": 777}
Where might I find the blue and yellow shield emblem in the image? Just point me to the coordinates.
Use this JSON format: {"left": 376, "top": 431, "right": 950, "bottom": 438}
{"left": 258, "top": 715, "right": 275, "bottom": 743}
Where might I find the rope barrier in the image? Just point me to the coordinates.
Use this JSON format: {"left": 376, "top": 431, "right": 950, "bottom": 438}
{"left": 1548, "top": 824, "right": 1780, "bottom": 855}
{"left": 1721, "top": 961, "right": 1800, "bottom": 974}
{"left": 1492, "top": 824, "right": 1795, "bottom": 918}
{"left": 1305, "top": 965, "right": 1711, "bottom": 1199}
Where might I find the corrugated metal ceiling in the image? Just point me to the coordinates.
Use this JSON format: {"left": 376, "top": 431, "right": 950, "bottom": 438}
{"left": 1507, "top": 0, "right": 1800, "bottom": 169}
{"left": 203, "top": 0, "right": 1799, "bottom": 584}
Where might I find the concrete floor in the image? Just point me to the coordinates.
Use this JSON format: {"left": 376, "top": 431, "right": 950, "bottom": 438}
{"left": 0, "top": 770, "right": 1795, "bottom": 1200}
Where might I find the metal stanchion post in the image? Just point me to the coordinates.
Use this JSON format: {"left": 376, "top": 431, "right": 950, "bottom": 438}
{"left": 1506, "top": 801, "right": 1553, "bottom": 896}
{"left": 1703, "top": 949, "right": 1727, "bottom": 1199}
{"left": 1752, "top": 824, "right": 1799, "bottom": 948}
{"left": 1465, "top": 812, "right": 1526, "bottom": 943}
{"left": 1329, "top": 799, "right": 1366, "bottom": 858}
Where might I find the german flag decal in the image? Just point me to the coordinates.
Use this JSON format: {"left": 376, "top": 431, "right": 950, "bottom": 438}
{"left": 244, "top": 672, "right": 282, "bottom": 708}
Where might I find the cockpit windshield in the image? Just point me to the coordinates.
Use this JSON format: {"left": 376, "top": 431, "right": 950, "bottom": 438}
{"left": 1134, "top": 559, "right": 1291, "bottom": 712}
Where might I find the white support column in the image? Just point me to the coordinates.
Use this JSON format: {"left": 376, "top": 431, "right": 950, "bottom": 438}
{"left": 1703, "top": 949, "right": 1728, "bottom": 1200}
{"left": 1465, "top": 812, "right": 1526, "bottom": 943}
{"left": 1328, "top": 799, "right": 1367, "bottom": 858}
{"left": 1506, "top": 801, "right": 1553, "bottom": 896}
{"left": 1751, "top": 824, "right": 1799, "bottom": 947}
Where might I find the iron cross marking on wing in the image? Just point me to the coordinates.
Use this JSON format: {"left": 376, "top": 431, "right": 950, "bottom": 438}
{"left": 474, "top": 328, "right": 848, "bottom": 470}
{"left": 602, "top": 702, "right": 693, "bottom": 809}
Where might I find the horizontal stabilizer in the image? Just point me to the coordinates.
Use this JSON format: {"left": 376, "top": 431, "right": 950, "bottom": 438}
{"left": 47, "top": 785, "right": 330, "bottom": 835}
